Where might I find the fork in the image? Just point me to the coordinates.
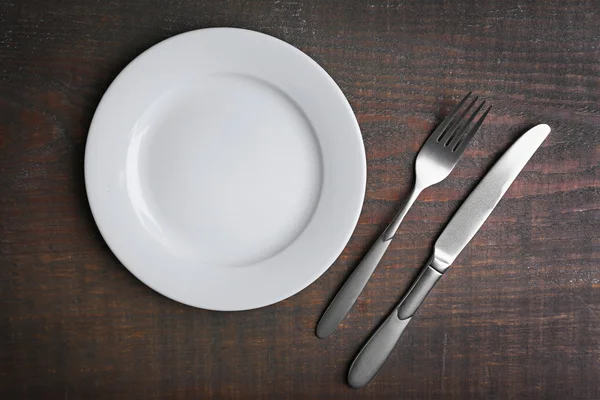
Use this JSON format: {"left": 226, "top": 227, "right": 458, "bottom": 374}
{"left": 316, "top": 92, "right": 491, "bottom": 338}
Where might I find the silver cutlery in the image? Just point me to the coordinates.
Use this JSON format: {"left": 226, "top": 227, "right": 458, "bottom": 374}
{"left": 316, "top": 92, "right": 492, "bottom": 339}
{"left": 347, "top": 124, "right": 551, "bottom": 388}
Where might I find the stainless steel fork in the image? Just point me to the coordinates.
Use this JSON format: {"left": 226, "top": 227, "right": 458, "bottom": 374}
{"left": 316, "top": 92, "right": 491, "bottom": 338}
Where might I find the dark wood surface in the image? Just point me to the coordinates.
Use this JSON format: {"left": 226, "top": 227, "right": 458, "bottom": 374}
{"left": 2, "top": 0, "right": 599, "bottom": 398}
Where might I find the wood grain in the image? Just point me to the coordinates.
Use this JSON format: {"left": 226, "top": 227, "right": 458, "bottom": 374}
{"left": 1, "top": 0, "right": 599, "bottom": 399}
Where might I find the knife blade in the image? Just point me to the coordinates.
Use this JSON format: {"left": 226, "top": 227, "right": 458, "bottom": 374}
{"left": 347, "top": 124, "right": 551, "bottom": 389}
{"left": 431, "top": 123, "right": 550, "bottom": 272}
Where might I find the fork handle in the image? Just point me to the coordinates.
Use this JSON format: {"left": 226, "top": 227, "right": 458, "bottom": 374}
{"left": 383, "top": 186, "right": 422, "bottom": 240}
{"left": 316, "top": 232, "right": 392, "bottom": 338}
{"left": 348, "top": 262, "right": 443, "bottom": 388}
{"left": 316, "top": 187, "right": 422, "bottom": 339}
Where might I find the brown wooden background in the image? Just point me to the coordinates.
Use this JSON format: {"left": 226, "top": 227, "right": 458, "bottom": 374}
{"left": 1, "top": 0, "right": 599, "bottom": 399}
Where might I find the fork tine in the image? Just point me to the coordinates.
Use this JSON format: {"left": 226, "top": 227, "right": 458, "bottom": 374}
{"left": 453, "top": 105, "right": 492, "bottom": 153}
{"left": 448, "top": 100, "right": 485, "bottom": 149}
{"left": 442, "top": 96, "right": 479, "bottom": 146}
{"left": 426, "top": 92, "right": 471, "bottom": 143}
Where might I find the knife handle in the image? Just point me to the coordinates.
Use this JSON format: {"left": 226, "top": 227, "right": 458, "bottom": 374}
{"left": 348, "top": 262, "right": 443, "bottom": 388}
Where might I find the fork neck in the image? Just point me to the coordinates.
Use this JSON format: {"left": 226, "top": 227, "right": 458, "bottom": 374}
{"left": 382, "top": 185, "right": 423, "bottom": 241}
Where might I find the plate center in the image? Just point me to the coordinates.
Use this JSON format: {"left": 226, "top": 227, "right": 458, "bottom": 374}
{"left": 128, "top": 74, "right": 322, "bottom": 266}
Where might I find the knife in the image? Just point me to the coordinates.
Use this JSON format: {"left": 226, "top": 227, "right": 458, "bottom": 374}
{"left": 347, "top": 124, "right": 551, "bottom": 389}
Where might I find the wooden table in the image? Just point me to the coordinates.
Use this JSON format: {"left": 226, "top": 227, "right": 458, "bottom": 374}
{"left": 2, "top": 0, "right": 599, "bottom": 398}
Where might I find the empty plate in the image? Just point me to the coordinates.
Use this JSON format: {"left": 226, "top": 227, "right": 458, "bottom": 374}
{"left": 85, "top": 28, "right": 366, "bottom": 310}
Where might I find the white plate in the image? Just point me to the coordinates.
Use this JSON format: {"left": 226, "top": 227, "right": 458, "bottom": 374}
{"left": 85, "top": 28, "right": 366, "bottom": 310}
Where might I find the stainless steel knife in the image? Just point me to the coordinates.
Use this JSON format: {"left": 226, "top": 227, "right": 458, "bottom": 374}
{"left": 347, "top": 124, "right": 551, "bottom": 389}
